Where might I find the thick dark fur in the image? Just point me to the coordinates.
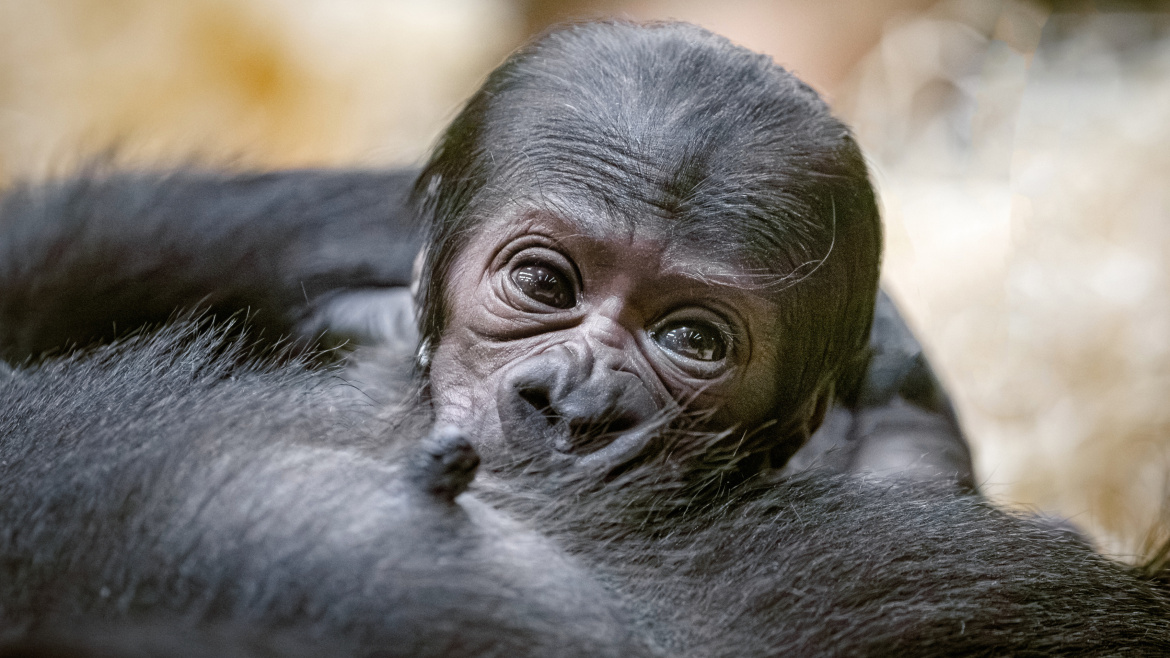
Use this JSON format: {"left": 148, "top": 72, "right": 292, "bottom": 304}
{"left": 0, "top": 168, "right": 420, "bottom": 364}
{"left": 0, "top": 327, "right": 1167, "bottom": 655}
{"left": 4, "top": 18, "right": 1145, "bottom": 654}
{"left": 0, "top": 23, "right": 971, "bottom": 486}
{"left": 0, "top": 325, "right": 643, "bottom": 658}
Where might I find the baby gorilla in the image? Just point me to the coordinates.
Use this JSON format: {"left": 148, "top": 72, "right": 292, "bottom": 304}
{"left": 416, "top": 22, "right": 882, "bottom": 472}
{"left": 1, "top": 326, "right": 1169, "bottom": 655}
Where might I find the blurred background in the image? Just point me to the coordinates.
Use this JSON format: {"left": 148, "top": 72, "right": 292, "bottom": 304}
{"left": 1, "top": 0, "right": 1169, "bottom": 559}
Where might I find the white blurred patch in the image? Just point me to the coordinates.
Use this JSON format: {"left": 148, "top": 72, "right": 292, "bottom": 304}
{"left": 842, "top": 1, "right": 1170, "bottom": 558}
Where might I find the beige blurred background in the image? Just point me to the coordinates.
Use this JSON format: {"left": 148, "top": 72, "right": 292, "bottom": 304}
{"left": 2, "top": 0, "right": 1169, "bottom": 560}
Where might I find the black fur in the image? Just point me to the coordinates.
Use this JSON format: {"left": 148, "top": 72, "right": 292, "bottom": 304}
{"left": 0, "top": 164, "right": 972, "bottom": 486}
{"left": 0, "top": 18, "right": 1138, "bottom": 655}
{"left": 0, "top": 24, "right": 971, "bottom": 486}
{"left": 0, "top": 168, "right": 420, "bottom": 364}
{"left": 0, "top": 327, "right": 1166, "bottom": 655}
{"left": 0, "top": 325, "right": 643, "bottom": 657}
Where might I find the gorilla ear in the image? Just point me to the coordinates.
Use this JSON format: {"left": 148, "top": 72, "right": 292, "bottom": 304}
{"left": 410, "top": 246, "right": 433, "bottom": 372}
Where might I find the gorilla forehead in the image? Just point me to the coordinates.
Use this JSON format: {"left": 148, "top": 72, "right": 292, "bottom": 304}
{"left": 475, "top": 201, "right": 769, "bottom": 289}
{"left": 492, "top": 22, "right": 830, "bottom": 161}
{"left": 477, "top": 21, "right": 849, "bottom": 273}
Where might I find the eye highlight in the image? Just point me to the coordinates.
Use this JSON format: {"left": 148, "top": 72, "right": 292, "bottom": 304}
{"left": 650, "top": 321, "right": 727, "bottom": 362}
{"left": 510, "top": 263, "right": 576, "bottom": 309}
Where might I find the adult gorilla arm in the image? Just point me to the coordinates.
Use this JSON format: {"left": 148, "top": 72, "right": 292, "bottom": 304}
{"left": 0, "top": 168, "right": 420, "bottom": 363}
{"left": 0, "top": 168, "right": 971, "bottom": 485}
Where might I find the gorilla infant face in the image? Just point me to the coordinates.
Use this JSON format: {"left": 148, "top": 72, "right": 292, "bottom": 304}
{"left": 416, "top": 22, "right": 883, "bottom": 472}
{"left": 429, "top": 207, "right": 784, "bottom": 466}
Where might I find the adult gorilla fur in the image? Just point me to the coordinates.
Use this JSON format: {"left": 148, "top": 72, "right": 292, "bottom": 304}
{"left": 0, "top": 23, "right": 975, "bottom": 489}
{"left": 0, "top": 326, "right": 642, "bottom": 658}
{"left": 0, "top": 168, "right": 420, "bottom": 364}
{"left": 1, "top": 326, "right": 1169, "bottom": 656}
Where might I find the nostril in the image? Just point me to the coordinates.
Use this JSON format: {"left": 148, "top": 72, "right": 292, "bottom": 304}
{"left": 518, "top": 387, "right": 560, "bottom": 426}
{"left": 518, "top": 386, "right": 549, "bottom": 411}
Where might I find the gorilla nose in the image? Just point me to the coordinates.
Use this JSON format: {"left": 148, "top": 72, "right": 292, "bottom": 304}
{"left": 503, "top": 355, "right": 658, "bottom": 456}
{"left": 517, "top": 385, "right": 639, "bottom": 453}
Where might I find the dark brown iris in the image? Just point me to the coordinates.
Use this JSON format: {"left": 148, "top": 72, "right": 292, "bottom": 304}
{"left": 511, "top": 264, "right": 575, "bottom": 309}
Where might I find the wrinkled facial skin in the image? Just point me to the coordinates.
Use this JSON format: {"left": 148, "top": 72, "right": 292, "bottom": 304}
{"left": 429, "top": 208, "right": 783, "bottom": 468}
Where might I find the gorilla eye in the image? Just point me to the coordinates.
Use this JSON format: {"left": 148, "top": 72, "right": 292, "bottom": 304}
{"left": 510, "top": 264, "right": 576, "bottom": 309}
{"left": 651, "top": 322, "right": 726, "bottom": 362}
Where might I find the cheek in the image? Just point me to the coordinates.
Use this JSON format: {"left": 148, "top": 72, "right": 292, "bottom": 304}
{"left": 428, "top": 319, "right": 563, "bottom": 446}
{"left": 701, "top": 345, "right": 782, "bottom": 431}
{"left": 428, "top": 336, "right": 509, "bottom": 455}
{"left": 429, "top": 340, "right": 477, "bottom": 410}
{"left": 428, "top": 328, "right": 516, "bottom": 412}
{"left": 706, "top": 386, "right": 777, "bottom": 431}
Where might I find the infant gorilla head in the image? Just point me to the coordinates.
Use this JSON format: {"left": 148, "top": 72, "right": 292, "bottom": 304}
{"left": 414, "top": 22, "right": 882, "bottom": 471}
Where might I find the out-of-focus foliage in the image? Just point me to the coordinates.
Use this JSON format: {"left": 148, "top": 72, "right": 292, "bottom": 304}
{"left": 841, "top": 0, "right": 1170, "bottom": 559}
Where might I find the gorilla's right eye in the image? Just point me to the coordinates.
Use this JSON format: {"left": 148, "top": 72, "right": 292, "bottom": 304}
{"left": 510, "top": 264, "right": 576, "bottom": 309}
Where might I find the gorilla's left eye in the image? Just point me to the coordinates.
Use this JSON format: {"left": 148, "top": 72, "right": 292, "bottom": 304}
{"left": 651, "top": 322, "right": 727, "bottom": 362}
{"left": 510, "top": 263, "right": 576, "bottom": 309}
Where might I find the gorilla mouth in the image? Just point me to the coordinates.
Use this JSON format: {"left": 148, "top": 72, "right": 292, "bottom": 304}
{"left": 571, "top": 423, "right": 659, "bottom": 471}
{"left": 555, "top": 416, "right": 640, "bottom": 455}
{"left": 511, "top": 384, "right": 651, "bottom": 462}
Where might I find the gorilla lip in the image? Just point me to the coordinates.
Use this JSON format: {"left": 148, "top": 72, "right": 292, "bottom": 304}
{"left": 572, "top": 422, "right": 659, "bottom": 471}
